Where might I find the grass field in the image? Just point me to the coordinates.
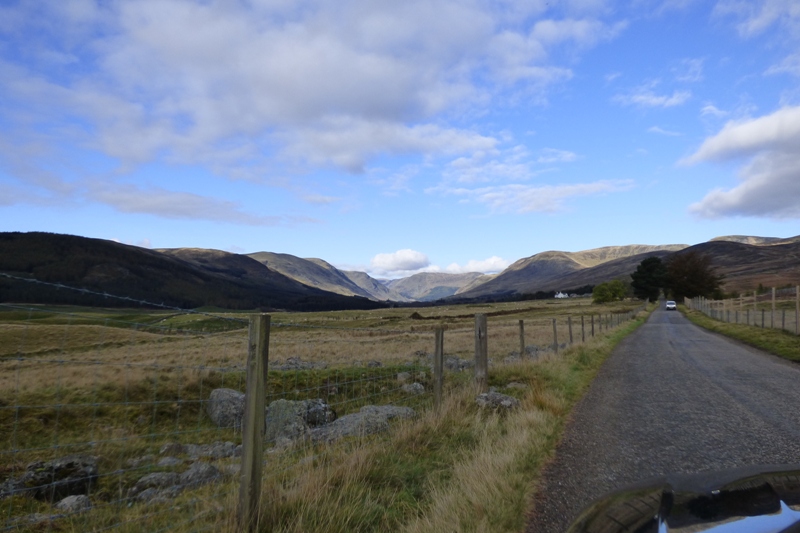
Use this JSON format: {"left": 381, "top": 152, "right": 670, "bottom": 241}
{"left": 0, "top": 299, "right": 649, "bottom": 532}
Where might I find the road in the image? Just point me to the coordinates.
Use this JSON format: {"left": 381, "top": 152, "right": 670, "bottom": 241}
{"left": 525, "top": 305, "right": 800, "bottom": 533}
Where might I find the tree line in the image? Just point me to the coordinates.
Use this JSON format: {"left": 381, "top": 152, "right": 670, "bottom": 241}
{"left": 592, "top": 251, "right": 724, "bottom": 304}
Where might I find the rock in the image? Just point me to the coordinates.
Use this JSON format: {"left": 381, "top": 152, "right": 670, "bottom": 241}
{"left": 179, "top": 463, "right": 220, "bottom": 488}
{"left": 475, "top": 392, "right": 521, "bottom": 411}
{"left": 272, "top": 357, "right": 328, "bottom": 371}
{"left": 402, "top": 382, "right": 425, "bottom": 395}
{"left": 160, "top": 443, "right": 185, "bottom": 456}
{"left": 55, "top": 494, "right": 91, "bottom": 513}
{"left": 264, "top": 399, "right": 312, "bottom": 445}
{"left": 264, "top": 399, "right": 336, "bottom": 445}
{"left": 359, "top": 405, "right": 415, "bottom": 420}
{"left": 206, "top": 388, "right": 245, "bottom": 429}
{"left": 304, "top": 399, "right": 337, "bottom": 426}
{"left": 366, "top": 360, "right": 383, "bottom": 367}
{"left": 444, "top": 356, "right": 473, "bottom": 371}
{"left": 157, "top": 457, "right": 182, "bottom": 468}
{"left": 18, "top": 455, "right": 98, "bottom": 502}
{"left": 126, "top": 455, "right": 155, "bottom": 468}
{"left": 396, "top": 372, "right": 411, "bottom": 383}
{"left": 311, "top": 412, "right": 390, "bottom": 443}
{"left": 129, "top": 472, "right": 180, "bottom": 498}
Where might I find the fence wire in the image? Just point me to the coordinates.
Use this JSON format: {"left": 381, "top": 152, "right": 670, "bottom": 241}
{"left": 1, "top": 275, "right": 645, "bottom": 532}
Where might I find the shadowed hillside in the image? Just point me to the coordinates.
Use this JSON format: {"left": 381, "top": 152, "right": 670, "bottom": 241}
{"left": 0, "top": 233, "right": 385, "bottom": 311}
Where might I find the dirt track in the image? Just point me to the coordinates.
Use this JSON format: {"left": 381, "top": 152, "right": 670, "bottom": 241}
{"left": 525, "top": 305, "right": 800, "bottom": 533}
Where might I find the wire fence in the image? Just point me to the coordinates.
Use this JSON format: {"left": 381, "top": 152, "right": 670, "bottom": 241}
{"left": 687, "top": 285, "right": 800, "bottom": 334}
{"left": 0, "top": 274, "right": 646, "bottom": 532}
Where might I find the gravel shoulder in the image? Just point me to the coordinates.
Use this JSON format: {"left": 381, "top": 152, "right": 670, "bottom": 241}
{"left": 525, "top": 306, "right": 800, "bottom": 533}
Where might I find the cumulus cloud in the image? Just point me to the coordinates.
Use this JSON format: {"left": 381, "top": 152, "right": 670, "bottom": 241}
{"left": 445, "top": 257, "right": 510, "bottom": 274}
{"left": 370, "top": 249, "right": 431, "bottom": 276}
{"left": 681, "top": 106, "right": 800, "bottom": 163}
{"left": 684, "top": 106, "right": 800, "bottom": 219}
{"left": 0, "top": 0, "right": 625, "bottom": 177}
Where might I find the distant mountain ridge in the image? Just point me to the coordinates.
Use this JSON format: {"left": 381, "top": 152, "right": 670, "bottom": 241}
{"left": 2, "top": 232, "right": 799, "bottom": 308}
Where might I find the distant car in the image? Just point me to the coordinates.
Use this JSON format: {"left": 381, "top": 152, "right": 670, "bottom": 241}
{"left": 665, "top": 300, "right": 677, "bottom": 310}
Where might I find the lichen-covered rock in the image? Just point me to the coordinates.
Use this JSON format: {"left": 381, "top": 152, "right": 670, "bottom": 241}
{"left": 359, "top": 405, "right": 415, "bottom": 420}
{"left": 18, "top": 455, "right": 98, "bottom": 502}
{"left": 311, "top": 411, "right": 390, "bottom": 443}
{"left": 402, "top": 382, "right": 425, "bottom": 395}
{"left": 179, "top": 462, "right": 220, "bottom": 488}
{"left": 264, "top": 399, "right": 336, "bottom": 446}
{"left": 206, "top": 388, "right": 245, "bottom": 429}
{"left": 475, "top": 392, "right": 521, "bottom": 411}
{"left": 55, "top": 494, "right": 91, "bottom": 513}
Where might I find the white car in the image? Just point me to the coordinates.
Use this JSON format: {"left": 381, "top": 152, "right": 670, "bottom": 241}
{"left": 665, "top": 300, "right": 677, "bottom": 310}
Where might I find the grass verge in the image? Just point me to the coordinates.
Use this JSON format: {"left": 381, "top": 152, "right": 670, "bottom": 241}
{"left": 681, "top": 307, "right": 800, "bottom": 363}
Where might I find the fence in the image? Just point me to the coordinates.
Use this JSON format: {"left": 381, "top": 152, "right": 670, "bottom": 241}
{"left": 686, "top": 285, "right": 800, "bottom": 335}
{"left": 0, "top": 274, "right": 646, "bottom": 531}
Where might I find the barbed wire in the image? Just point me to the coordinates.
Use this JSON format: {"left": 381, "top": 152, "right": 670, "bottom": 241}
{"left": 0, "top": 273, "right": 248, "bottom": 324}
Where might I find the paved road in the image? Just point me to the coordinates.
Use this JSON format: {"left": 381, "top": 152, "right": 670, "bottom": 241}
{"left": 525, "top": 305, "right": 800, "bottom": 533}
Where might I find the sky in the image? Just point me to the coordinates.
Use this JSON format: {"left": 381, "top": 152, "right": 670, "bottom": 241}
{"left": 1, "top": 0, "right": 799, "bottom": 279}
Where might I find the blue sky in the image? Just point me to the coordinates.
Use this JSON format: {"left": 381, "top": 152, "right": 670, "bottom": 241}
{"left": 1, "top": 0, "right": 799, "bottom": 278}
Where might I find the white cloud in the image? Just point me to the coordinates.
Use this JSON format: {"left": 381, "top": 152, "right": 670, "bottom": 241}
{"left": 440, "top": 180, "right": 634, "bottom": 214}
{"left": 613, "top": 81, "right": 691, "bottom": 108}
{"left": 714, "top": 0, "right": 800, "bottom": 38}
{"left": 0, "top": 0, "right": 625, "bottom": 180}
{"left": 648, "top": 126, "right": 681, "bottom": 136}
{"left": 445, "top": 256, "right": 510, "bottom": 274}
{"left": 766, "top": 53, "right": 800, "bottom": 76}
{"left": 536, "top": 148, "right": 579, "bottom": 163}
{"left": 673, "top": 58, "right": 704, "bottom": 82}
{"left": 370, "top": 249, "right": 431, "bottom": 275}
{"left": 682, "top": 106, "right": 800, "bottom": 163}
{"left": 689, "top": 152, "right": 800, "bottom": 218}
{"left": 88, "top": 182, "right": 309, "bottom": 226}
{"left": 684, "top": 106, "right": 800, "bottom": 219}
{"left": 700, "top": 104, "right": 729, "bottom": 118}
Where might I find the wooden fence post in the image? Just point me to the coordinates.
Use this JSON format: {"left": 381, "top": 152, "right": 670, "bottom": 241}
{"left": 772, "top": 287, "right": 776, "bottom": 329}
{"left": 518, "top": 319, "right": 525, "bottom": 357}
{"left": 434, "top": 327, "right": 444, "bottom": 412}
{"left": 796, "top": 286, "right": 799, "bottom": 335}
{"left": 238, "top": 314, "right": 270, "bottom": 532}
{"left": 581, "top": 315, "right": 585, "bottom": 343}
{"left": 552, "top": 318, "right": 558, "bottom": 354}
{"left": 474, "top": 314, "right": 488, "bottom": 393}
{"left": 591, "top": 315, "right": 595, "bottom": 337}
{"left": 568, "top": 316, "right": 573, "bottom": 345}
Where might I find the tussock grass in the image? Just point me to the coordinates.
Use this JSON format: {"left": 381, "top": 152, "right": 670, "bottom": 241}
{"left": 682, "top": 307, "right": 800, "bottom": 363}
{"left": 250, "top": 312, "right": 650, "bottom": 533}
{"left": 0, "top": 300, "right": 648, "bottom": 532}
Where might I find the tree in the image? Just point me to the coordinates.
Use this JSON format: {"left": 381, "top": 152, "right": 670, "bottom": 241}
{"left": 630, "top": 256, "right": 667, "bottom": 302}
{"left": 664, "top": 251, "right": 724, "bottom": 301}
{"left": 592, "top": 279, "right": 628, "bottom": 304}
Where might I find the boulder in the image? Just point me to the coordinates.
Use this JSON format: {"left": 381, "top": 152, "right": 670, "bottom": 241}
{"left": 402, "top": 382, "right": 425, "bottom": 395}
{"left": 179, "top": 462, "right": 220, "bottom": 488}
{"left": 206, "top": 388, "right": 245, "bottom": 429}
{"left": 55, "top": 494, "right": 91, "bottom": 513}
{"left": 18, "top": 455, "right": 98, "bottom": 502}
{"left": 476, "top": 392, "right": 520, "bottom": 411}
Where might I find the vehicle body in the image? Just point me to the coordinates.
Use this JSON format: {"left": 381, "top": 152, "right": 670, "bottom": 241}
{"left": 567, "top": 464, "right": 800, "bottom": 533}
{"left": 665, "top": 300, "right": 677, "bottom": 310}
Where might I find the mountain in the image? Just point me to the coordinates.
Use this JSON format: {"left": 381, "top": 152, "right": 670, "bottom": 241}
{"left": 0, "top": 232, "right": 384, "bottom": 311}
{"left": 679, "top": 239, "right": 800, "bottom": 292}
{"left": 710, "top": 235, "right": 800, "bottom": 246}
{"left": 246, "top": 252, "right": 387, "bottom": 300}
{"left": 454, "top": 244, "right": 688, "bottom": 299}
{"left": 385, "top": 272, "right": 490, "bottom": 301}
{"left": 341, "top": 270, "right": 411, "bottom": 302}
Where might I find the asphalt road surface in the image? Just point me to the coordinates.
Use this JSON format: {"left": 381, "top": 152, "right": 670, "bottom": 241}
{"left": 525, "top": 305, "right": 800, "bottom": 533}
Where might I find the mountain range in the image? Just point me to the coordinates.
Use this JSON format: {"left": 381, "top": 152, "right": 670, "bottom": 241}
{"left": 1, "top": 231, "right": 799, "bottom": 310}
